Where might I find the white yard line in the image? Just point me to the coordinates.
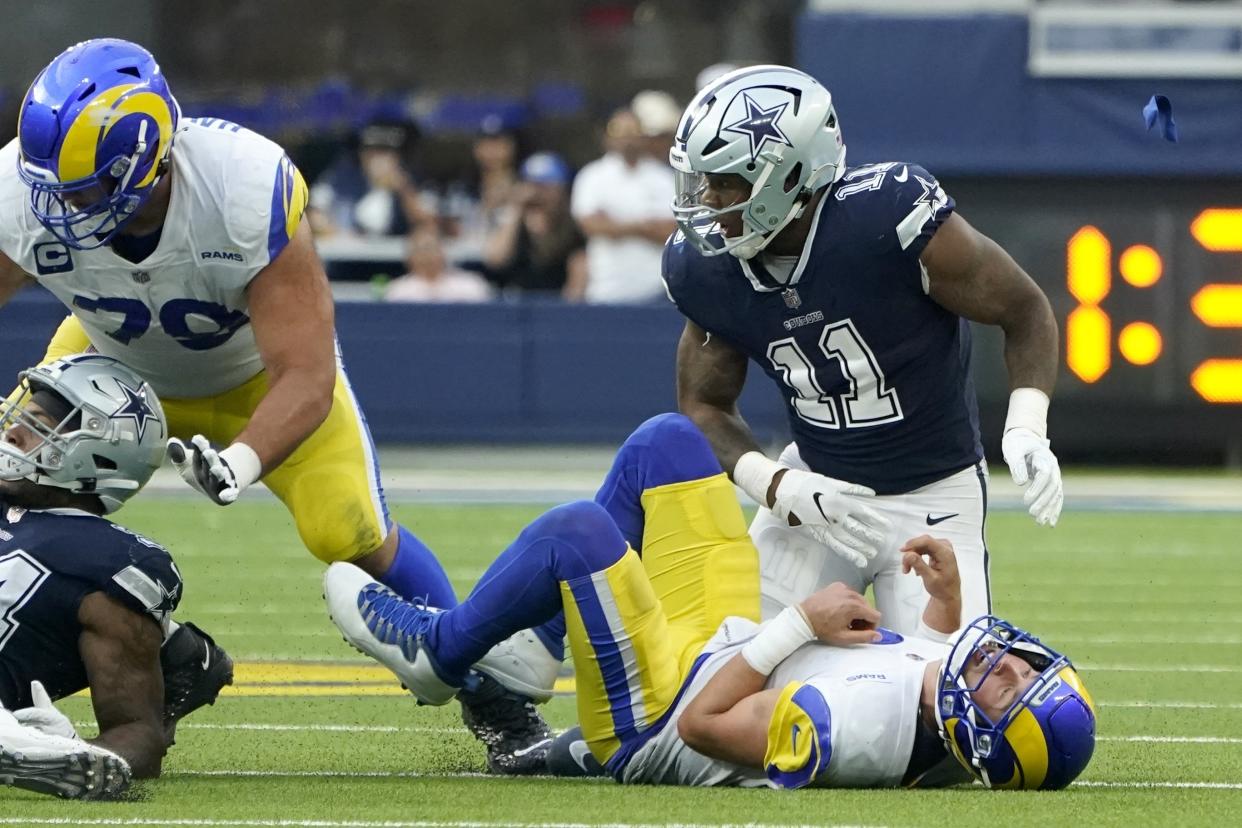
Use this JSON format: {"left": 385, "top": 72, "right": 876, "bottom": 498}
{"left": 1080, "top": 663, "right": 1242, "bottom": 673}
{"left": 1075, "top": 781, "right": 1242, "bottom": 790}
{"left": 1052, "top": 635, "right": 1242, "bottom": 646}
{"left": 1098, "top": 736, "right": 1242, "bottom": 744}
{"left": 0, "top": 821, "right": 878, "bottom": 828}
{"left": 1102, "top": 700, "right": 1242, "bottom": 710}
{"left": 165, "top": 771, "right": 1242, "bottom": 791}
{"left": 77, "top": 720, "right": 1239, "bottom": 737}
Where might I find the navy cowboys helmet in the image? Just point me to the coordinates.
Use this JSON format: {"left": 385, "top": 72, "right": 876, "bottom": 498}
{"left": 669, "top": 64, "right": 846, "bottom": 260}
{"left": 0, "top": 354, "right": 167, "bottom": 513}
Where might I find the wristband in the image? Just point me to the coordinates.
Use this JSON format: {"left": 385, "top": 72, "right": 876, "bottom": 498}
{"left": 915, "top": 617, "right": 954, "bottom": 644}
{"left": 1003, "top": 388, "right": 1050, "bottom": 439}
{"left": 220, "top": 442, "right": 263, "bottom": 488}
{"left": 741, "top": 605, "right": 816, "bottom": 675}
{"left": 733, "top": 451, "right": 783, "bottom": 508}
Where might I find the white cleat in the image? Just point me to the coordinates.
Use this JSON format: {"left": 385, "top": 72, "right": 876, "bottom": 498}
{"left": 0, "top": 709, "right": 131, "bottom": 800}
{"left": 323, "top": 562, "right": 460, "bottom": 706}
{"left": 475, "top": 628, "right": 561, "bottom": 704}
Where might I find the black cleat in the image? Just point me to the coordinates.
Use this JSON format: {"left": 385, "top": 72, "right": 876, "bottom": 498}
{"left": 160, "top": 621, "right": 234, "bottom": 746}
{"left": 545, "top": 725, "right": 606, "bottom": 777}
{"left": 458, "top": 673, "right": 553, "bottom": 775}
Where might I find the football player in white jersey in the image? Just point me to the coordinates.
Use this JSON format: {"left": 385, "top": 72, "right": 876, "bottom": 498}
{"left": 324, "top": 413, "right": 1097, "bottom": 789}
{"left": 0, "top": 39, "right": 552, "bottom": 772}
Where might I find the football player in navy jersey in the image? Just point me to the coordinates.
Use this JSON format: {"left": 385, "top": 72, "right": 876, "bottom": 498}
{"left": 0, "top": 354, "right": 230, "bottom": 799}
{"left": 663, "top": 65, "right": 1062, "bottom": 636}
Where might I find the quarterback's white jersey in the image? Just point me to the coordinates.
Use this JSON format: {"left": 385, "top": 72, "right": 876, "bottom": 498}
{"left": 0, "top": 118, "right": 308, "bottom": 398}
{"left": 622, "top": 617, "right": 954, "bottom": 789}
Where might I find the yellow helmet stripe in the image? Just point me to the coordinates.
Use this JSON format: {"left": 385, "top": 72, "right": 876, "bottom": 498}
{"left": 1058, "top": 667, "right": 1096, "bottom": 716}
{"left": 996, "top": 706, "right": 1050, "bottom": 789}
{"left": 57, "top": 84, "right": 174, "bottom": 185}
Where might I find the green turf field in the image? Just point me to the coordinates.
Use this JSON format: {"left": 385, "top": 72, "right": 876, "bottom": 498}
{"left": 3, "top": 500, "right": 1240, "bottom": 827}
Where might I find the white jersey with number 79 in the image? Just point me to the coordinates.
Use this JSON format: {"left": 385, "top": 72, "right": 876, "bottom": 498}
{"left": 0, "top": 118, "right": 308, "bottom": 398}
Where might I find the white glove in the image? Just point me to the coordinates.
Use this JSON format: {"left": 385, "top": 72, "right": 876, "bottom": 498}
{"left": 167, "top": 435, "right": 261, "bottom": 506}
{"left": 12, "top": 680, "right": 78, "bottom": 740}
{"left": 770, "top": 469, "right": 891, "bottom": 568}
{"left": 1002, "top": 427, "right": 1063, "bottom": 527}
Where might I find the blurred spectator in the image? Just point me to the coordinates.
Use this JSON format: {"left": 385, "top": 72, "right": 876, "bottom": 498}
{"left": 571, "top": 109, "right": 675, "bottom": 304}
{"left": 441, "top": 115, "right": 523, "bottom": 267}
{"left": 484, "top": 152, "right": 587, "bottom": 300}
{"left": 308, "top": 118, "right": 435, "bottom": 238}
{"left": 632, "top": 90, "right": 682, "bottom": 162}
{"left": 385, "top": 229, "right": 494, "bottom": 303}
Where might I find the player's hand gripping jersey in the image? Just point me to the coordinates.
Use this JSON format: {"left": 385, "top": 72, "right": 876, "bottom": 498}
{"left": 0, "top": 118, "right": 308, "bottom": 398}
{"left": 663, "top": 163, "right": 983, "bottom": 494}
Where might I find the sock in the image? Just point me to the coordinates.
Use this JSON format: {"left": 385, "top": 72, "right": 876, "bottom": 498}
{"left": 380, "top": 524, "right": 457, "bottom": 608}
{"left": 593, "top": 413, "right": 724, "bottom": 551}
{"left": 428, "top": 500, "right": 626, "bottom": 676}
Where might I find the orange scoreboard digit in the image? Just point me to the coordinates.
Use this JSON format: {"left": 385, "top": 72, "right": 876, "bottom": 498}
{"left": 1065, "top": 208, "right": 1242, "bottom": 403}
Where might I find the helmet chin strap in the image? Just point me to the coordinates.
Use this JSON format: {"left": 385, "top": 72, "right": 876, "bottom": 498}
{"left": 0, "top": 445, "right": 37, "bottom": 481}
{"left": 729, "top": 154, "right": 841, "bottom": 261}
{"left": 728, "top": 200, "right": 805, "bottom": 260}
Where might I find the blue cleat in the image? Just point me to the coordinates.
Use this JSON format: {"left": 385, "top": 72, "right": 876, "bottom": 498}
{"left": 323, "top": 562, "right": 461, "bottom": 705}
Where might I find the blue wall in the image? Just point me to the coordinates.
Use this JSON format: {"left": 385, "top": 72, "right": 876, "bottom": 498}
{"left": 797, "top": 11, "right": 1242, "bottom": 176}
{"left": 0, "top": 291, "right": 791, "bottom": 444}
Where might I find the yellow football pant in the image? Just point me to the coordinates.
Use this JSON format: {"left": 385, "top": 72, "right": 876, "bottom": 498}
{"left": 31, "top": 315, "right": 389, "bottom": 562}
{"left": 564, "top": 472, "right": 759, "bottom": 765}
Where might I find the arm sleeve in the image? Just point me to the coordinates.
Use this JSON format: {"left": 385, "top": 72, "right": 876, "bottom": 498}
{"left": 889, "top": 164, "right": 955, "bottom": 260}
{"left": 102, "top": 542, "right": 183, "bottom": 629}
{"left": 267, "top": 154, "right": 310, "bottom": 263}
{"left": 763, "top": 681, "right": 834, "bottom": 789}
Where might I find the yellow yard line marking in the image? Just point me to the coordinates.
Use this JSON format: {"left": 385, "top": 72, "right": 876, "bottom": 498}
{"left": 227, "top": 662, "right": 577, "bottom": 697}
{"left": 71, "top": 661, "right": 579, "bottom": 698}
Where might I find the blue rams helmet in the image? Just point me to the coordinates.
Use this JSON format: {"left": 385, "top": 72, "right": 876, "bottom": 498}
{"left": 17, "top": 39, "right": 180, "bottom": 250}
{"left": 936, "top": 615, "right": 1097, "bottom": 790}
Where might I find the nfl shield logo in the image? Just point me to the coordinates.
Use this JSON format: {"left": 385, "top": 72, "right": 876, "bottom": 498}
{"left": 131, "top": 270, "right": 151, "bottom": 284}
{"left": 782, "top": 288, "right": 802, "bottom": 310}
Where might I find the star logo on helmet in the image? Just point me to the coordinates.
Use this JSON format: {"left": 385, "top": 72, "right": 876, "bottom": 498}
{"left": 111, "top": 381, "right": 158, "bottom": 442}
{"left": 724, "top": 93, "right": 793, "bottom": 160}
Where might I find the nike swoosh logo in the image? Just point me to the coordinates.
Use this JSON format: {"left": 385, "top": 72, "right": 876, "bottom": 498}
{"left": 512, "top": 737, "right": 553, "bottom": 758}
{"left": 791, "top": 723, "right": 800, "bottom": 754}
{"left": 925, "top": 513, "right": 958, "bottom": 526}
{"left": 811, "top": 492, "right": 833, "bottom": 523}
{"left": 569, "top": 739, "right": 594, "bottom": 769}
{"left": 201, "top": 642, "right": 211, "bottom": 670}
{"left": 894, "top": 165, "right": 908, "bottom": 182}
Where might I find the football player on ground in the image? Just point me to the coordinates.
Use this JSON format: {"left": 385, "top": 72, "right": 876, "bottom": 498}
{"left": 0, "top": 39, "right": 552, "bottom": 772}
{"left": 663, "top": 65, "right": 1063, "bottom": 635}
{"left": 324, "top": 414, "right": 1096, "bottom": 789}
{"left": 0, "top": 354, "right": 233, "bottom": 799}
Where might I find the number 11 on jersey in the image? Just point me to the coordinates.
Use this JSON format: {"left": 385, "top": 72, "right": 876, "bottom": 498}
{"left": 767, "top": 319, "right": 904, "bottom": 429}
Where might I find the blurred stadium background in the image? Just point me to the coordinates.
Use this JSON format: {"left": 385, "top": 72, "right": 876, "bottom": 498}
{"left": 2, "top": 0, "right": 1241, "bottom": 463}
{"left": 2, "top": 1, "right": 1241, "bottom": 825}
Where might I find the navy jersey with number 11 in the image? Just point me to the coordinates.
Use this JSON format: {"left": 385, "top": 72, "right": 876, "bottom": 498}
{"left": 663, "top": 162, "right": 983, "bottom": 494}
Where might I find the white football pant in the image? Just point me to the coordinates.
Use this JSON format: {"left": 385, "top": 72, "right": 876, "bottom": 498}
{"left": 754, "top": 443, "right": 990, "bottom": 636}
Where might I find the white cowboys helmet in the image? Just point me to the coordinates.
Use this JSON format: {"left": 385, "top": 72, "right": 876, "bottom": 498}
{"left": 0, "top": 354, "right": 166, "bottom": 513}
{"left": 669, "top": 64, "right": 846, "bottom": 260}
